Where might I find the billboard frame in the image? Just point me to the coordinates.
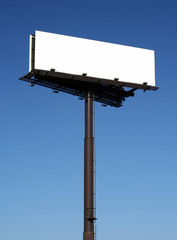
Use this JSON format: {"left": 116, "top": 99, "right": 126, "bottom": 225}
{"left": 20, "top": 68, "right": 158, "bottom": 107}
{"left": 20, "top": 32, "right": 158, "bottom": 107}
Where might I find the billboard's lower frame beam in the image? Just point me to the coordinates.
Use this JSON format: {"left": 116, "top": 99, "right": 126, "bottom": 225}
{"left": 83, "top": 91, "right": 95, "bottom": 240}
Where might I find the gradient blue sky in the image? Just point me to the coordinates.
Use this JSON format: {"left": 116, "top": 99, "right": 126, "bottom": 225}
{"left": 1, "top": 1, "right": 177, "bottom": 240}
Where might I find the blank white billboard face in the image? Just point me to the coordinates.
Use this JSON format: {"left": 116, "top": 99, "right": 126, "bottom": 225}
{"left": 32, "top": 31, "right": 155, "bottom": 86}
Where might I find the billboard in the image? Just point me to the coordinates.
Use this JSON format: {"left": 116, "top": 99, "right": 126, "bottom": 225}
{"left": 29, "top": 31, "right": 156, "bottom": 87}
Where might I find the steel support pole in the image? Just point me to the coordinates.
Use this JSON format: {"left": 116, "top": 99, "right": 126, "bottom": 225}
{"left": 83, "top": 91, "right": 95, "bottom": 240}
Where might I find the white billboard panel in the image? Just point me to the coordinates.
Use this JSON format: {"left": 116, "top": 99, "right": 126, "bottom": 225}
{"left": 33, "top": 31, "right": 155, "bottom": 86}
{"left": 29, "top": 35, "right": 33, "bottom": 72}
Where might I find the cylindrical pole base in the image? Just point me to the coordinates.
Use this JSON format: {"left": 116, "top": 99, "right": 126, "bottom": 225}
{"left": 83, "top": 232, "right": 94, "bottom": 240}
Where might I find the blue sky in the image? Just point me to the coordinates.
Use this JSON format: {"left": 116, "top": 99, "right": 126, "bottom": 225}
{"left": 1, "top": 0, "right": 177, "bottom": 240}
